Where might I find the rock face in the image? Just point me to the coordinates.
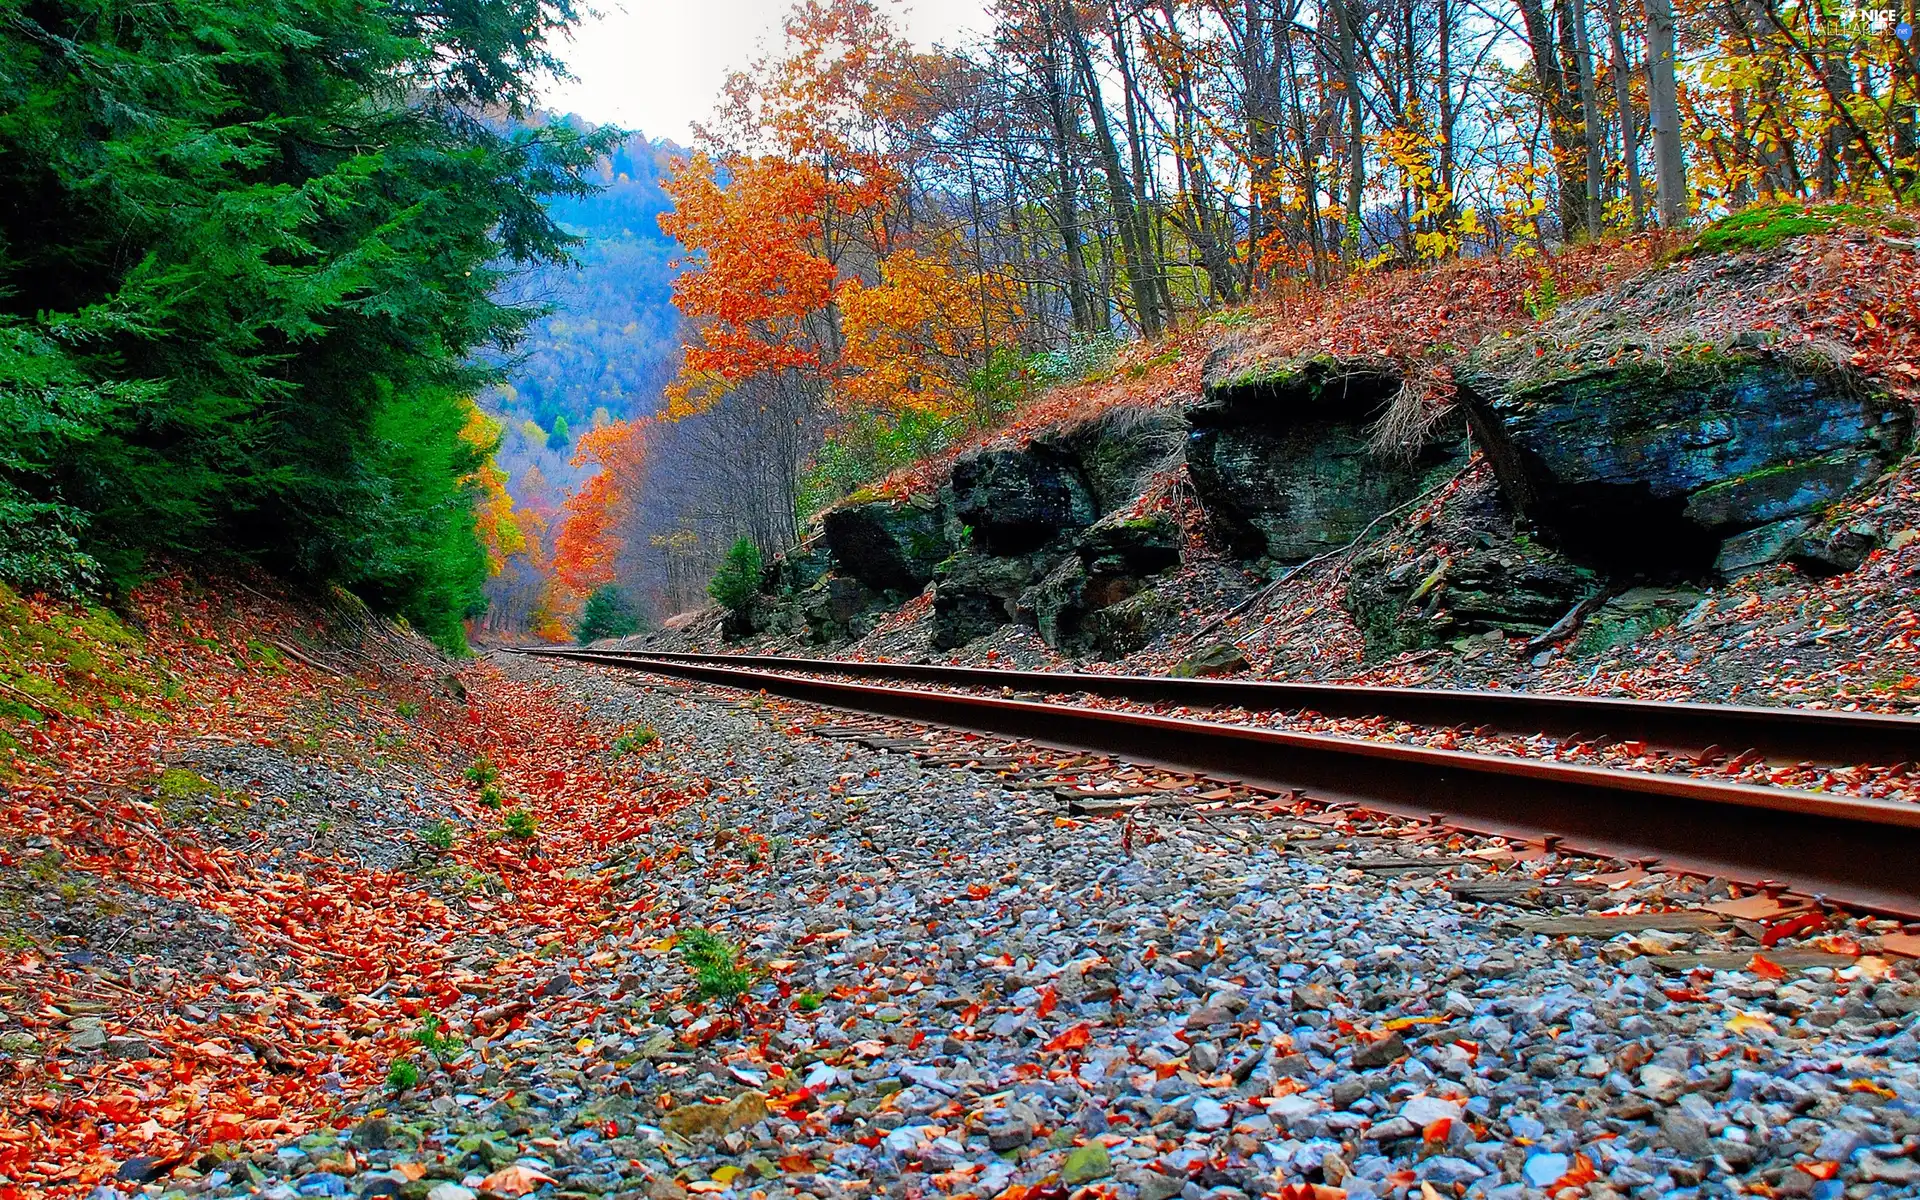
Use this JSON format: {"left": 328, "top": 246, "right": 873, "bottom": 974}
{"left": 1032, "top": 515, "right": 1182, "bottom": 657}
{"left": 820, "top": 499, "right": 950, "bottom": 594}
{"left": 1186, "top": 355, "right": 1462, "bottom": 561}
{"left": 1343, "top": 474, "right": 1600, "bottom": 658}
{"left": 949, "top": 448, "right": 1098, "bottom": 554}
{"left": 929, "top": 553, "right": 1048, "bottom": 651}
{"left": 1032, "top": 410, "right": 1185, "bottom": 510}
{"left": 1465, "top": 353, "right": 1913, "bottom": 575}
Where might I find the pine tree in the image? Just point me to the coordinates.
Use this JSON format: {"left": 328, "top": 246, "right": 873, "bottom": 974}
{"left": 0, "top": 0, "right": 618, "bottom": 647}
{"left": 575, "top": 585, "right": 643, "bottom": 643}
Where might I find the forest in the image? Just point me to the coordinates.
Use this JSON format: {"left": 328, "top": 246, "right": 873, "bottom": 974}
{"left": 537, "top": 0, "right": 1920, "bottom": 633}
{"left": 0, "top": 0, "right": 1913, "bottom": 644}
{"left": 0, "top": 0, "right": 616, "bottom": 649}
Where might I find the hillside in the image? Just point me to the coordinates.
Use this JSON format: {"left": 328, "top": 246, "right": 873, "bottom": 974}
{"left": 632, "top": 212, "right": 1920, "bottom": 713}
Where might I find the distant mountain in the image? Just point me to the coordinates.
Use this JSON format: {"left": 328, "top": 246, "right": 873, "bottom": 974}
{"left": 482, "top": 127, "right": 688, "bottom": 512}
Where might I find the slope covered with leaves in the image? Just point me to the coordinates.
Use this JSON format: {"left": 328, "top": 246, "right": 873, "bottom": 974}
{"left": 0, "top": 576, "right": 675, "bottom": 1196}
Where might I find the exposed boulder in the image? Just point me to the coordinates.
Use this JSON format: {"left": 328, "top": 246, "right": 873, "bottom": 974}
{"left": 820, "top": 498, "right": 949, "bottom": 594}
{"left": 1173, "top": 643, "right": 1251, "bottom": 677}
{"left": 1465, "top": 333, "right": 1912, "bottom": 578}
{"left": 797, "top": 575, "right": 873, "bottom": 644}
{"left": 950, "top": 447, "right": 1098, "bottom": 554}
{"left": 1186, "top": 353, "right": 1463, "bottom": 561}
{"left": 1343, "top": 473, "right": 1601, "bottom": 658}
{"left": 1032, "top": 514, "right": 1182, "bottom": 656}
{"left": 1571, "top": 586, "right": 1706, "bottom": 656}
{"left": 929, "top": 553, "right": 1049, "bottom": 651}
{"left": 1789, "top": 520, "right": 1884, "bottom": 577}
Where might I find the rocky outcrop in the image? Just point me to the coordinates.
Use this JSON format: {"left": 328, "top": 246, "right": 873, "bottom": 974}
{"left": 929, "top": 553, "right": 1048, "bottom": 651}
{"left": 820, "top": 498, "right": 949, "bottom": 594}
{"left": 1033, "top": 409, "right": 1185, "bottom": 510}
{"left": 949, "top": 447, "right": 1098, "bottom": 553}
{"left": 1186, "top": 354, "right": 1463, "bottom": 561}
{"left": 1343, "top": 475, "right": 1600, "bottom": 658}
{"left": 1465, "top": 345, "right": 1912, "bottom": 577}
{"left": 1031, "top": 514, "right": 1182, "bottom": 657}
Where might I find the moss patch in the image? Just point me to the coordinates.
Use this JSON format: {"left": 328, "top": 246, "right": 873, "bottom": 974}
{"left": 0, "top": 584, "right": 171, "bottom": 745}
{"left": 1684, "top": 202, "right": 1909, "bottom": 258}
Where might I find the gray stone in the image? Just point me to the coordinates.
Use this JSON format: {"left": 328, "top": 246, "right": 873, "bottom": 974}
{"left": 1464, "top": 350, "right": 1912, "bottom": 575}
{"left": 1186, "top": 355, "right": 1461, "bottom": 561}
{"left": 950, "top": 448, "right": 1097, "bottom": 554}
{"left": 821, "top": 499, "right": 949, "bottom": 593}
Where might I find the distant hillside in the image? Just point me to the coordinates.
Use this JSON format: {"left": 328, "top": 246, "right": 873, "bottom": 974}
{"left": 483, "top": 128, "right": 688, "bottom": 511}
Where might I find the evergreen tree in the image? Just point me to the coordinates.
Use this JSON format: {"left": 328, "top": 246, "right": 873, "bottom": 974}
{"left": 0, "top": 0, "right": 617, "bottom": 648}
{"left": 574, "top": 584, "right": 642, "bottom": 643}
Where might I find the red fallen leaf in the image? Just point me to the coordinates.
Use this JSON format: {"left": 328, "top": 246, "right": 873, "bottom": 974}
{"left": 1042, "top": 1022, "right": 1092, "bottom": 1052}
{"left": 1747, "top": 954, "right": 1787, "bottom": 980}
{"left": 958, "top": 1002, "right": 982, "bottom": 1026}
{"left": 1035, "top": 985, "right": 1058, "bottom": 1019}
{"left": 1814, "top": 935, "right": 1861, "bottom": 957}
{"left": 1552, "top": 1153, "right": 1599, "bottom": 1189}
{"left": 1422, "top": 1117, "right": 1452, "bottom": 1143}
{"left": 1763, "top": 911, "right": 1828, "bottom": 947}
{"left": 1799, "top": 1161, "right": 1841, "bottom": 1180}
{"left": 1663, "top": 987, "right": 1708, "bottom": 1002}
{"left": 481, "top": 1165, "right": 554, "bottom": 1196}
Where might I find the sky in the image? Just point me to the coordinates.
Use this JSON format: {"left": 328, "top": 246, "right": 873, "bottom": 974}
{"left": 542, "top": 0, "right": 990, "bottom": 142}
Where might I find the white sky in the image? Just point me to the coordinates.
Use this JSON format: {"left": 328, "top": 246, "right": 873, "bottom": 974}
{"left": 542, "top": 0, "right": 991, "bottom": 142}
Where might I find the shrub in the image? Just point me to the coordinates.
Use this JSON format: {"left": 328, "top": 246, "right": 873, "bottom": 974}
{"left": 575, "top": 585, "right": 644, "bottom": 644}
{"left": 613, "top": 726, "right": 658, "bottom": 755}
{"left": 677, "top": 927, "right": 762, "bottom": 1010}
{"left": 502, "top": 807, "right": 536, "bottom": 840}
{"left": 707, "top": 538, "right": 764, "bottom": 616}
{"left": 478, "top": 785, "right": 503, "bottom": 809}
{"left": 410, "top": 1014, "right": 462, "bottom": 1064}
{"left": 464, "top": 756, "right": 498, "bottom": 786}
{"left": 387, "top": 1059, "right": 420, "bottom": 1091}
{"left": 422, "top": 820, "right": 455, "bottom": 852}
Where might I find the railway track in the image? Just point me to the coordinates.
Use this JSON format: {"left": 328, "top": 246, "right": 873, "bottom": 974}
{"left": 517, "top": 646, "right": 1920, "bottom": 919}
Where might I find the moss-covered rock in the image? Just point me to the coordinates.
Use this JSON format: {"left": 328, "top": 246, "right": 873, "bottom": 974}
{"left": 949, "top": 447, "right": 1098, "bottom": 554}
{"left": 1032, "top": 409, "right": 1186, "bottom": 511}
{"left": 1030, "top": 514, "right": 1183, "bottom": 657}
{"left": 929, "top": 553, "right": 1048, "bottom": 650}
{"left": 820, "top": 499, "right": 949, "bottom": 594}
{"left": 1341, "top": 473, "right": 1600, "bottom": 658}
{"left": 1465, "top": 347, "right": 1911, "bottom": 576}
{"left": 1186, "top": 355, "right": 1464, "bottom": 560}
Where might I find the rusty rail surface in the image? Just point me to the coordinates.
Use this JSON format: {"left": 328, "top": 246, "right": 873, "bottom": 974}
{"left": 519, "top": 647, "right": 1920, "bottom": 918}
{"left": 545, "top": 648, "right": 1920, "bottom": 765}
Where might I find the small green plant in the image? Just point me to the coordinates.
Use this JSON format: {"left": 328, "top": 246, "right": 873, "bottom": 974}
{"left": 422, "top": 820, "right": 455, "bottom": 852}
{"left": 794, "top": 991, "right": 823, "bottom": 1012}
{"left": 1522, "top": 269, "right": 1560, "bottom": 321}
{"left": 387, "top": 1059, "right": 420, "bottom": 1091}
{"left": 465, "top": 756, "right": 498, "bottom": 787}
{"left": 678, "top": 927, "right": 762, "bottom": 1011}
{"left": 396, "top": 700, "right": 420, "bottom": 720}
{"left": 410, "top": 1014, "right": 463, "bottom": 1064}
{"left": 613, "top": 726, "right": 659, "bottom": 755}
{"left": 707, "top": 538, "right": 764, "bottom": 616}
{"left": 478, "top": 785, "right": 503, "bottom": 809}
{"left": 502, "top": 807, "right": 537, "bottom": 840}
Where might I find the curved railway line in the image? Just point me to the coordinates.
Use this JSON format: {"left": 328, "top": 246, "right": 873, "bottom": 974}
{"left": 517, "top": 646, "right": 1920, "bottom": 919}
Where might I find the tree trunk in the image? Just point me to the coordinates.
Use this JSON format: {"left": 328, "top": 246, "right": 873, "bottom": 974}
{"left": 1569, "top": 0, "right": 1607, "bottom": 237}
{"left": 1329, "top": 0, "right": 1365, "bottom": 253}
{"left": 1603, "top": 0, "right": 1645, "bottom": 227}
{"left": 1064, "top": 0, "right": 1162, "bottom": 334}
{"left": 1515, "top": 0, "right": 1590, "bottom": 241}
{"left": 1642, "top": 0, "right": 1688, "bottom": 227}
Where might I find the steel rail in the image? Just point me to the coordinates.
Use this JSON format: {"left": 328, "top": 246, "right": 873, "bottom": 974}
{"left": 536, "top": 648, "right": 1920, "bottom": 766}
{"left": 521, "top": 647, "right": 1920, "bottom": 918}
